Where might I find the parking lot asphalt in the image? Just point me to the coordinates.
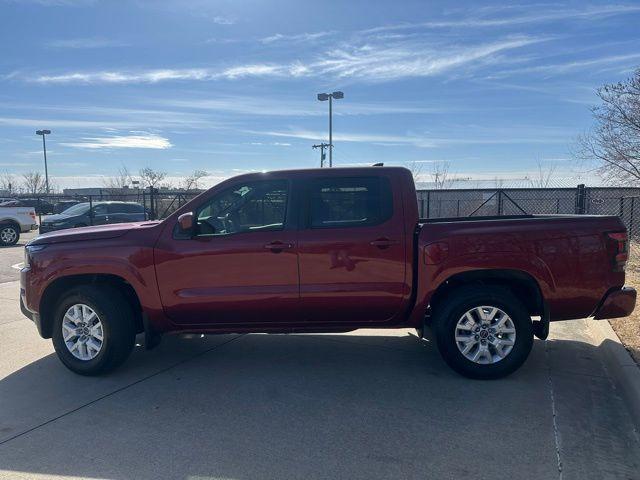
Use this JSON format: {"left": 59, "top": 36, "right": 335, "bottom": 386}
{"left": 1, "top": 244, "right": 639, "bottom": 479}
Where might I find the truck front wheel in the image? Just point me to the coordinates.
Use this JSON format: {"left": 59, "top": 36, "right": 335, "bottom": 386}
{"left": 433, "top": 286, "right": 534, "bottom": 379}
{"left": 52, "top": 285, "right": 136, "bottom": 375}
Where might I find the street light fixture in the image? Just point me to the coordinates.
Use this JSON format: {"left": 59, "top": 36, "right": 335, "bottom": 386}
{"left": 317, "top": 91, "right": 344, "bottom": 167}
{"left": 35, "top": 129, "right": 51, "bottom": 194}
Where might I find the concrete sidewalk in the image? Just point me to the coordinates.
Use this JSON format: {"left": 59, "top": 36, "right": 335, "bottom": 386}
{"left": 0, "top": 280, "right": 639, "bottom": 480}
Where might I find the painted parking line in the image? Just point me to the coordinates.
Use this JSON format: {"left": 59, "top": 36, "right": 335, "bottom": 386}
{"left": 11, "top": 262, "right": 23, "bottom": 270}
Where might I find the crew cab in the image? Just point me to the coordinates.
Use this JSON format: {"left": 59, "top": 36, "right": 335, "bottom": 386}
{"left": 20, "top": 167, "right": 636, "bottom": 378}
{"left": 0, "top": 205, "right": 37, "bottom": 246}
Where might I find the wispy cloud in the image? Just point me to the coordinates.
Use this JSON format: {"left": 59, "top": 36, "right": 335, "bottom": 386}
{"left": 157, "top": 95, "right": 447, "bottom": 116}
{"left": 60, "top": 134, "right": 172, "bottom": 149}
{"left": 364, "top": 4, "right": 640, "bottom": 32}
{"left": 46, "top": 37, "right": 129, "bottom": 49}
{"left": 260, "top": 31, "right": 333, "bottom": 44}
{"left": 30, "top": 63, "right": 310, "bottom": 83}
{"left": 25, "top": 35, "right": 543, "bottom": 84}
{"left": 313, "top": 36, "right": 544, "bottom": 81}
{"left": 245, "top": 129, "right": 435, "bottom": 147}
{"left": 2, "top": 0, "right": 96, "bottom": 5}
{"left": 249, "top": 126, "right": 569, "bottom": 147}
{"left": 211, "top": 15, "right": 235, "bottom": 25}
{"left": 490, "top": 53, "right": 640, "bottom": 78}
{"left": 248, "top": 141, "right": 291, "bottom": 146}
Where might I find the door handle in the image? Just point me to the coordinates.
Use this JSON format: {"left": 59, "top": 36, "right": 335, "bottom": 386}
{"left": 264, "top": 241, "right": 293, "bottom": 252}
{"left": 369, "top": 238, "right": 399, "bottom": 249}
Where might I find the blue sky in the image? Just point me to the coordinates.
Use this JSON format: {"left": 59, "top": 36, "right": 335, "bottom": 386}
{"left": 1, "top": 0, "right": 640, "bottom": 188}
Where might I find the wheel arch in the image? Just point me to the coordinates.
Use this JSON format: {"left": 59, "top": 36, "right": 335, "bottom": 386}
{"left": 39, "top": 273, "right": 144, "bottom": 338}
{"left": 428, "top": 269, "right": 545, "bottom": 320}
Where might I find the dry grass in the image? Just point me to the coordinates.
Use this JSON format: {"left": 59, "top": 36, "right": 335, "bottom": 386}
{"left": 608, "top": 242, "right": 640, "bottom": 364}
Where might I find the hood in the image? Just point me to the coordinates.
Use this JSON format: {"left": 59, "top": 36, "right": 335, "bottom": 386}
{"left": 30, "top": 221, "right": 161, "bottom": 246}
{"left": 41, "top": 213, "right": 74, "bottom": 223}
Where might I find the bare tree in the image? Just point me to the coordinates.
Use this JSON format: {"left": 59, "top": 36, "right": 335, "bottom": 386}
{"left": 104, "top": 165, "right": 133, "bottom": 190}
{"left": 21, "top": 171, "right": 47, "bottom": 194}
{"left": 139, "top": 167, "right": 167, "bottom": 190}
{"left": 575, "top": 68, "right": 640, "bottom": 185}
{"left": 430, "top": 161, "right": 457, "bottom": 189}
{"left": 405, "top": 161, "right": 424, "bottom": 185}
{"left": 181, "top": 170, "right": 208, "bottom": 191}
{"left": 0, "top": 171, "right": 15, "bottom": 194}
{"left": 528, "top": 160, "right": 557, "bottom": 188}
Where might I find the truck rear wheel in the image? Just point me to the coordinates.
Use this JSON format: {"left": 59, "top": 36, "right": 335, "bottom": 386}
{"left": 0, "top": 224, "right": 20, "bottom": 246}
{"left": 433, "top": 286, "right": 534, "bottom": 379}
{"left": 52, "top": 285, "right": 136, "bottom": 375}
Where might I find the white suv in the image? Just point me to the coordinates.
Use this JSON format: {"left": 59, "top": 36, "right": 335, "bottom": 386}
{"left": 0, "top": 206, "right": 38, "bottom": 246}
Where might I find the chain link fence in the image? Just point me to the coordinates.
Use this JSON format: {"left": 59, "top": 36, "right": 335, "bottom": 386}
{"left": 6, "top": 185, "right": 640, "bottom": 241}
{"left": 2, "top": 189, "right": 202, "bottom": 225}
{"left": 417, "top": 185, "right": 640, "bottom": 238}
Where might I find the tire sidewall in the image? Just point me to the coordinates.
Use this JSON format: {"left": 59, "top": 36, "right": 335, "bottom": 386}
{"left": 52, "top": 288, "right": 130, "bottom": 375}
{"left": 435, "top": 288, "right": 534, "bottom": 379}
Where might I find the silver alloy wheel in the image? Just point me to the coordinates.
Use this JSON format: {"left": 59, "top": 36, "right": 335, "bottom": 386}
{"left": 455, "top": 306, "right": 516, "bottom": 364}
{"left": 62, "top": 304, "right": 104, "bottom": 361}
{"left": 0, "top": 227, "right": 17, "bottom": 244}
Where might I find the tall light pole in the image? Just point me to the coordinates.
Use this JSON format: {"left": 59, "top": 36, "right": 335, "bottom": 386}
{"left": 35, "top": 129, "right": 51, "bottom": 194}
{"left": 317, "top": 91, "right": 343, "bottom": 167}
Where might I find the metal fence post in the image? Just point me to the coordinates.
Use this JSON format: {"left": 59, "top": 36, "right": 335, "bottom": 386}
{"left": 631, "top": 197, "right": 636, "bottom": 236}
{"left": 88, "top": 195, "right": 94, "bottom": 225}
{"left": 497, "top": 190, "right": 503, "bottom": 215}
{"left": 426, "top": 191, "right": 431, "bottom": 218}
{"left": 575, "top": 184, "right": 586, "bottom": 214}
{"left": 149, "top": 187, "right": 156, "bottom": 220}
{"left": 36, "top": 196, "right": 42, "bottom": 224}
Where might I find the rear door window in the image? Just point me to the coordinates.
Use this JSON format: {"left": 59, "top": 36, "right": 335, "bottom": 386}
{"left": 308, "top": 177, "right": 393, "bottom": 228}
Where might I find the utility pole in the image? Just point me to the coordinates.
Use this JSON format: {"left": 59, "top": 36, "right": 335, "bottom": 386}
{"left": 35, "top": 129, "right": 51, "bottom": 194}
{"left": 317, "top": 91, "right": 344, "bottom": 167}
{"left": 312, "top": 143, "right": 330, "bottom": 167}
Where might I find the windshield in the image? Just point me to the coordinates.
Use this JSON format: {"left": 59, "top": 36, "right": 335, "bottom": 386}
{"left": 60, "top": 203, "right": 90, "bottom": 216}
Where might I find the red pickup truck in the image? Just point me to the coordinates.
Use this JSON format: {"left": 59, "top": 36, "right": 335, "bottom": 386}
{"left": 20, "top": 167, "right": 636, "bottom": 378}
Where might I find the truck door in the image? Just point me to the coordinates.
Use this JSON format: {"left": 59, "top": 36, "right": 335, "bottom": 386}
{"left": 154, "top": 178, "right": 300, "bottom": 325}
{"left": 297, "top": 175, "right": 408, "bottom": 323}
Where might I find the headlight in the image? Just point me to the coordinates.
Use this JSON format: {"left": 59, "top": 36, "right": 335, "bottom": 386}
{"left": 24, "top": 245, "right": 47, "bottom": 268}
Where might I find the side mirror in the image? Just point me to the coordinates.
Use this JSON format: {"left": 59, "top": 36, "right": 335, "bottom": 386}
{"left": 177, "top": 212, "right": 195, "bottom": 235}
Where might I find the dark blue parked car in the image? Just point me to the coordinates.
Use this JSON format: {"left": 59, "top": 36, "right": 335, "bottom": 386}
{"left": 39, "top": 201, "right": 147, "bottom": 233}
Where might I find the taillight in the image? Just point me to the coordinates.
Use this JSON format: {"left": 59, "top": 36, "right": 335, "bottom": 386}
{"left": 606, "top": 231, "right": 629, "bottom": 272}
{"left": 29, "top": 210, "right": 36, "bottom": 221}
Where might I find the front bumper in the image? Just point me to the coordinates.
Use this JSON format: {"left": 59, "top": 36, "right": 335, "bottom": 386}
{"left": 20, "top": 288, "right": 44, "bottom": 336}
{"left": 593, "top": 286, "right": 637, "bottom": 320}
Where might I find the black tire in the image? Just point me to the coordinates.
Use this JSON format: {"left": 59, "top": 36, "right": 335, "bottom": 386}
{"left": 52, "top": 285, "right": 136, "bottom": 375}
{"left": 0, "top": 223, "right": 20, "bottom": 247}
{"left": 433, "top": 285, "right": 534, "bottom": 380}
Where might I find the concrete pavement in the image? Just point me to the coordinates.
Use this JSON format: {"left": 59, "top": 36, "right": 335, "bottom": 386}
{"left": 1, "top": 277, "right": 639, "bottom": 479}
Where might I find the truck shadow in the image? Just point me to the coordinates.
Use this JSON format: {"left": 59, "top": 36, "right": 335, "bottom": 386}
{"left": 0, "top": 332, "right": 635, "bottom": 480}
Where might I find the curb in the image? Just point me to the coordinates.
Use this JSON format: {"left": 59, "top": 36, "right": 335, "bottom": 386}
{"left": 587, "top": 320, "right": 640, "bottom": 429}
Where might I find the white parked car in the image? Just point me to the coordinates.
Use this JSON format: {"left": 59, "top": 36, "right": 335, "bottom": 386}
{"left": 0, "top": 206, "right": 38, "bottom": 246}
